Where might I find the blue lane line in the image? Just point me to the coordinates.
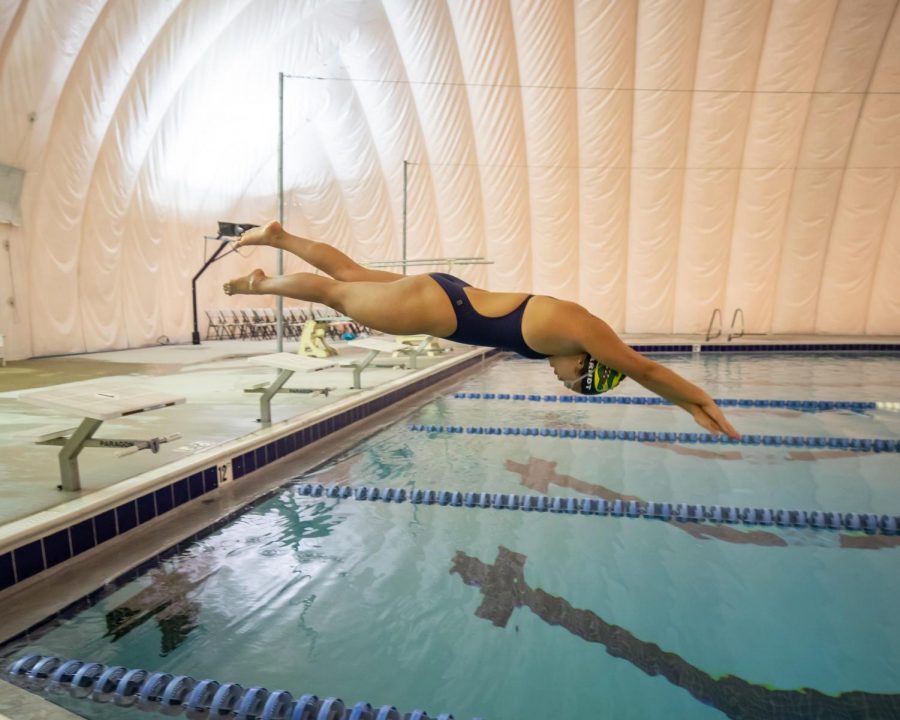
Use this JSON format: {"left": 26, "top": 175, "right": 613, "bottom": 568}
{"left": 408, "top": 424, "right": 900, "bottom": 453}
{"left": 451, "top": 392, "right": 900, "bottom": 412}
{"left": 296, "top": 483, "right": 900, "bottom": 536}
{"left": 6, "top": 655, "right": 473, "bottom": 720}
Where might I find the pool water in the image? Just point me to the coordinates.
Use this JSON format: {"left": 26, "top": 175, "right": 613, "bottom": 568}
{"left": 4, "top": 353, "right": 900, "bottom": 719}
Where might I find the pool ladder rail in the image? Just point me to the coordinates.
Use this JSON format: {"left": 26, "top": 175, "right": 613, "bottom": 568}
{"left": 6, "top": 655, "right": 478, "bottom": 720}
{"left": 705, "top": 307, "right": 744, "bottom": 341}
{"left": 297, "top": 482, "right": 900, "bottom": 536}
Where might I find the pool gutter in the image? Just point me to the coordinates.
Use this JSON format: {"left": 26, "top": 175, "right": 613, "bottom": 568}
{"left": 0, "top": 677, "right": 82, "bottom": 719}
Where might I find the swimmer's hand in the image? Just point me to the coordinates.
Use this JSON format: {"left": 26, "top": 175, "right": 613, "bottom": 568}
{"left": 561, "top": 314, "right": 740, "bottom": 440}
{"left": 678, "top": 399, "right": 740, "bottom": 440}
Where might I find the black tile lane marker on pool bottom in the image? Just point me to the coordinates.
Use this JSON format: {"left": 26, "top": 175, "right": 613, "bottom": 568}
{"left": 451, "top": 546, "right": 900, "bottom": 720}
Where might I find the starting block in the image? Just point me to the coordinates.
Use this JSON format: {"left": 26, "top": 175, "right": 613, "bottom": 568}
{"left": 348, "top": 336, "right": 435, "bottom": 370}
{"left": 18, "top": 380, "right": 185, "bottom": 491}
{"left": 298, "top": 319, "right": 337, "bottom": 358}
{"left": 395, "top": 335, "right": 446, "bottom": 358}
{"left": 248, "top": 338, "right": 415, "bottom": 423}
{"left": 247, "top": 353, "right": 337, "bottom": 424}
{"left": 248, "top": 335, "right": 440, "bottom": 424}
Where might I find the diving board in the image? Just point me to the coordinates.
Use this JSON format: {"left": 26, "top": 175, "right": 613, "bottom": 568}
{"left": 19, "top": 380, "right": 185, "bottom": 492}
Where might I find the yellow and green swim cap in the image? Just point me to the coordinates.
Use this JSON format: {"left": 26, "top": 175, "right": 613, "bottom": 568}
{"left": 576, "top": 354, "right": 626, "bottom": 395}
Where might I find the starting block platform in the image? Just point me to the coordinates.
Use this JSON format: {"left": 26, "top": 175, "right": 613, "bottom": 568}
{"left": 18, "top": 380, "right": 185, "bottom": 491}
{"left": 246, "top": 346, "right": 387, "bottom": 424}
{"left": 395, "top": 335, "right": 447, "bottom": 359}
{"left": 246, "top": 353, "right": 336, "bottom": 424}
{"left": 346, "top": 335, "right": 441, "bottom": 369}
{"left": 246, "top": 337, "right": 438, "bottom": 424}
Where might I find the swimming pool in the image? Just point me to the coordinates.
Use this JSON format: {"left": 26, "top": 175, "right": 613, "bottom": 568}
{"left": 4, "top": 353, "right": 900, "bottom": 719}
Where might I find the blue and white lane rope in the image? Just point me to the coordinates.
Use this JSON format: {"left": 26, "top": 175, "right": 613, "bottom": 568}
{"left": 6, "top": 655, "right": 475, "bottom": 720}
{"left": 452, "top": 392, "right": 900, "bottom": 412}
{"left": 408, "top": 423, "right": 900, "bottom": 453}
{"left": 296, "top": 483, "right": 900, "bottom": 536}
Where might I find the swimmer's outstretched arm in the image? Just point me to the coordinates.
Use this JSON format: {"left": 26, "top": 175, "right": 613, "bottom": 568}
{"left": 555, "top": 308, "right": 739, "bottom": 439}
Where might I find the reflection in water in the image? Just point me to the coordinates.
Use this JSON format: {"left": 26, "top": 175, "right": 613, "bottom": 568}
{"left": 103, "top": 500, "right": 343, "bottom": 655}
{"left": 302, "top": 454, "right": 363, "bottom": 486}
{"left": 105, "top": 556, "right": 216, "bottom": 654}
{"left": 302, "top": 436, "right": 417, "bottom": 485}
{"left": 451, "top": 546, "right": 900, "bottom": 720}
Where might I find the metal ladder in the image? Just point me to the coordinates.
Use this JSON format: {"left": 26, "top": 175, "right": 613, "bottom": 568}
{"left": 727, "top": 308, "right": 744, "bottom": 341}
{"left": 705, "top": 308, "right": 744, "bottom": 342}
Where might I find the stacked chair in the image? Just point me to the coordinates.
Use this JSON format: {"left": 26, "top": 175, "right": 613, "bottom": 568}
{"left": 205, "top": 306, "right": 370, "bottom": 342}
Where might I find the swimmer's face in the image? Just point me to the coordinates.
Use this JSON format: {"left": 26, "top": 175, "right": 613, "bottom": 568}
{"left": 549, "top": 353, "right": 590, "bottom": 390}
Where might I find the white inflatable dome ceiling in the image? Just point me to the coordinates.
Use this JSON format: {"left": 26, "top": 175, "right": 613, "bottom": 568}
{"left": 0, "top": 0, "right": 899, "bottom": 360}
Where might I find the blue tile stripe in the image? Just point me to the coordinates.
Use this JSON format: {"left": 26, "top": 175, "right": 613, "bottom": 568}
{"left": 0, "top": 553, "right": 13, "bottom": 592}
{"left": 702, "top": 344, "right": 900, "bottom": 352}
{"left": 630, "top": 344, "right": 695, "bottom": 352}
{"left": 627, "top": 343, "right": 900, "bottom": 353}
{"left": 0, "top": 351, "right": 488, "bottom": 595}
{"left": 0, "top": 465, "right": 219, "bottom": 594}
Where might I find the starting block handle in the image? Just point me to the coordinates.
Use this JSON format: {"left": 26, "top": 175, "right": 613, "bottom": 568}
{"left": 116, "top": 433, "right": 182, "bottom": 458}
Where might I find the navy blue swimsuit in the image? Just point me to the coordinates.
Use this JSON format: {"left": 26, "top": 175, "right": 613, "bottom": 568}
{"left": 428, "top": 272, "right": 549, "bottom": 359}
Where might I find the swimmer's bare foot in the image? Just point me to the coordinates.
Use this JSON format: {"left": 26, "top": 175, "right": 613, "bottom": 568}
{"left": 224, "top": 269, "right": 266, "bottom": 296}
{"left": 234, "top": 220, "right": 283, "bottom": 249}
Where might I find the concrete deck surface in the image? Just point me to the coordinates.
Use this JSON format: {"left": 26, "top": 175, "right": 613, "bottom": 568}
{"left": 0, "top": 337, "right": 462, "bottom": 527}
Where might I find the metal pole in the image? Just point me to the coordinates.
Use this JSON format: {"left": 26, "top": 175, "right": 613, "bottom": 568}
{"left": 402, "top": 160, "right": 408, "bottom": 275}
{"left": 191, "top": 239, "right": 230, "bottom": 345}
{"left": 276, "top": 71, "right": 285, "bottom": 352}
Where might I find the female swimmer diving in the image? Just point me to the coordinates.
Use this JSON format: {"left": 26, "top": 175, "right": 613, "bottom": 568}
{"left": 224, "top": 221, "right": 739, "bottom": 439}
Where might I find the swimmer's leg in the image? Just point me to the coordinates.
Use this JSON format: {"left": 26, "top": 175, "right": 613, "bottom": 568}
{"left": 224, "top": 270, "right": 453, "bottom": 336}
{"left": 235, "top": 221, "right": 402, "bottom": 283}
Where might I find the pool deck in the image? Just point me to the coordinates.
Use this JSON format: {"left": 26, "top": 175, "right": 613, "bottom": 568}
{"left": 0, "top": 336, "right": 476, "bottom": 527}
